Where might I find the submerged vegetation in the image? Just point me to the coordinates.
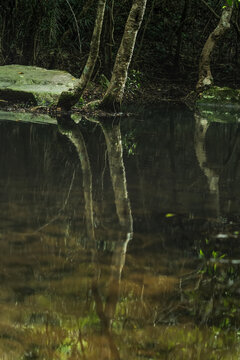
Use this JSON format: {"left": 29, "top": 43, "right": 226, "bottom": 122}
{"left": 1, "top": 107, "right": 240, "bottom": 358}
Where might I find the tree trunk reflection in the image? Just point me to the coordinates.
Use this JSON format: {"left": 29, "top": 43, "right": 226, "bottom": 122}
{"left": 194, "top": 112, "right": 220, "bottom": 216}
{"left": 57, "top": 114, "right": 133, "bottom": 359}
{"left": 57, "top": 115, "right": 95, "bottom": 245}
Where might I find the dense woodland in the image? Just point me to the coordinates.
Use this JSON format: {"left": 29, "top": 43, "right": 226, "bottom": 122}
{"left": 0, "top": 0, "right": 240, "bottom": 108}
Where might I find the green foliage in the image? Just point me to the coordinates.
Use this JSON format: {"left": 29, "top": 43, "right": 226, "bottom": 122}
{"left": 0, "top": 0, "right": 239, "bottom": 85}
{"left": 0, "top": 0, "right": 95, "bottom": 68}
{"left": 126, "top": 69, "right": 142, "bottom": 94}
{"left": 122, "top": 130, "right": 137, "bottom": 156}
{"left": 223, "top": 0, "right": 240, "bottom": 7}
{"left": 98, "top": 73, "right": 110, "bottom": 90}
{"left": 190, "top": 235, "right": 240, "bottom": 330}
{"left": 198, "top": 239, "right": 226, "bottom": 275}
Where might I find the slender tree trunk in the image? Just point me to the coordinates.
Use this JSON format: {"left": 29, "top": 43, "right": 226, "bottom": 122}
{"left": 134, "top": 0, "right": 156, "bottom": 63}
{"left": 57, "top": 0, "right": 106, "bottom": 110}
{"left": 103, "top": 0, "right": 115, "bottom": 78}
{"left": 196, "top": 3, "right": 234, "bottom": 92}
{"left": 100, "top": 0, "right": 147, "bottom": 111}
{"left": 174, "top": 0, "right": 190, "bottom": 69}
{"left": 0, "top": 16, "right": 5, "bottom": 64}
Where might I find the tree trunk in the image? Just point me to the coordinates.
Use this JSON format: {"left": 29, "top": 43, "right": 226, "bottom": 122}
{"left": 57, "top": 0, "right": 106, "bottom": 110}
{"left": 100, "top": 0, "right": 147, "bottom": 111}
{"left": 196, "top": 3, "right": 234, "bottom": 92}
{"left": 103, "top": 0, "right": 115, "bottom": 79}
{"left": 174, "top": 0, "right": 190, "bottom": 70}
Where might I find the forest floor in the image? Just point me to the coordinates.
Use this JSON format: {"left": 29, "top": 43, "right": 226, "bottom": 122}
{"left": 72, "top": 63, "right": 240, "bottom": 109}
{"left": 81, "top": 74, "right": 195, "bottom": 108}
{"left": 0, "top": 76, "right": 194, "bottom": 115}
{"left": 0, "top": 64, "right": 239, "bottom": 115}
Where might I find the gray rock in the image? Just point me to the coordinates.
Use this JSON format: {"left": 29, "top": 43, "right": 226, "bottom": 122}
{"left": 0, "top": 110, "right": 57, "bottom": 125}
{"left": 0, "top": 65, "right": 76, "bottom": 105}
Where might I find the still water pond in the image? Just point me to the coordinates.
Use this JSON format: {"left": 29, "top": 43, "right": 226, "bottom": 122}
{"left": 1, "top": 106, "right": 240, "bottom": 359}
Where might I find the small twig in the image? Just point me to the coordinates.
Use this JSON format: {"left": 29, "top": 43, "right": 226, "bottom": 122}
{"left": 111, "top": 0, "right": 115, "bottom": 45}
{"left": 200, "top": 0, "right": 220, "bottom": 19}
{"left": 101, "top": 149, "right": 108, "bottom": 197}
{"left": 25, "top": 170, "right": 75, "bottom": 235}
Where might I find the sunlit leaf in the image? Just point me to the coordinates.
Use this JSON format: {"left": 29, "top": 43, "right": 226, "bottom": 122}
{"left": 212, "top": 250, "right": 218, "bottom": 258}
{"left": 165, "top": 213, "right": 175, "bottom": 218}
{"left": 199, "top": 249, "right": 204, "bottom": 258}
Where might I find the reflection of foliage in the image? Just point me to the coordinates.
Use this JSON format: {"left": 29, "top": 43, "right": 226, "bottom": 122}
{"left": 185, "top": 237, "right": 240, "bottom": 331}
{"left": 21, "top": 310, "right": 101, "bottom": 359}
{"left": 119, "top": 324, "right": 240, "bottom": 360}
{"left": 122, "top": 130, "right": 137, "bottom": 156}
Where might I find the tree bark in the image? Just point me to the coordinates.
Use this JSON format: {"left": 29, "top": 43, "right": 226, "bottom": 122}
{"left": 57, "top": 0, "right": 106, "bottom": 110}
{"left": 103, "top": 0, "right": 115, "bottom": 78}
{"left": 100, "top": 0, "right": 147, "bottom": 111}
{"left": 174, "top": 0, "right": 190, "bottom": 69}
{"left": 196, "top": 3, "right": 234, "bottom": 92}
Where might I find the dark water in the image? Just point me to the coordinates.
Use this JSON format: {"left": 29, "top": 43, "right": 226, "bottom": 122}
{"left": 1, "top": 106, "right": 240, "bottom": 359}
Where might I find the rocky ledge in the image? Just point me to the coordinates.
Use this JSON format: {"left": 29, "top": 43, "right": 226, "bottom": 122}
{"left": 0, "top": 65, "right": 76, "bottom": 106}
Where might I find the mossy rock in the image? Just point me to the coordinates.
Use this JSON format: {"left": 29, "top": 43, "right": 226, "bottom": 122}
{"left": 0, "top": 65, "right": 76, "bottom": 106}
{"left": 197, "top": 86, "right": 240, "bottom": 108}
{"left": 197, "top": 108, "right": 240, "bottom": 123}
{"left": 196, "top": 86, "right": 240, "bottom": 123}
{"left": 0, "top": 110, "right": 57, "bottom": 125}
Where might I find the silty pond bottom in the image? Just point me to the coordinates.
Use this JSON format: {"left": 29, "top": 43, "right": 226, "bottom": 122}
{"left": 0, "top": 105, "right": 240, "bottom": 359}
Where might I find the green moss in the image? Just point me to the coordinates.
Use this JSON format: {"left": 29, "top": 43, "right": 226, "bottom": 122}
{"left": 196, "top": 86, "right": 240, "bottom": 123}
{"left": 0, "top": 65, "right": 76, "bottom": 106}
{"left": 197, "top": 86, "right": 240, "bottom": 106}
{"left": 198, "top": 108, "right": 240, "bottom": 123}
{"left": 0, "top": 110, "right": 57, "bottom": 125}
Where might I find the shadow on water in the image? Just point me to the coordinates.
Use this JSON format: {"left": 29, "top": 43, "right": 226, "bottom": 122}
{"left": 1, "top": 106, "right": 240, "bottom": 358}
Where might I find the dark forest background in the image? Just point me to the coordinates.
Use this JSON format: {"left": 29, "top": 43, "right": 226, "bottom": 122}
{"left": 0, "top": 0, "right": 240, "bottom": 87}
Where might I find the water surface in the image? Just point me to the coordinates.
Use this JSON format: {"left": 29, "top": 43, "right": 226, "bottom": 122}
{"left": 1, "top": 106, "right": 240, "bottom": 359}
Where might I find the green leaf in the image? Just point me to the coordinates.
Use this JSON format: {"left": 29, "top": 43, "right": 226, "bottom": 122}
{"left": 199, "top": 249, "right": 205, "bottom": 258}
{"left": 165, "top": 213, "right": 175, "bottom": 218}
{"left": 212, "top": 250, "right": 218, "bottom": 259}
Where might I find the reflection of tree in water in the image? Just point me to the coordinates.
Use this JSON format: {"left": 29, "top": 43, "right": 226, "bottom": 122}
{"left": 180, "top": 113, "right": 240, "bottom": 337}
{"left": 57, "top": 114, "right": 132, "bottom": 359}
{"left": 58, "top": 116, "right": 95, "bottom": 245}
{"left": 56, "top": 114, "right": 240, "bottom": 360}
{"left": 194, "top": 112, "right": 220, "bottom": 217}
{"left": 3, "top": 112, "right": 240, "bottom": 359}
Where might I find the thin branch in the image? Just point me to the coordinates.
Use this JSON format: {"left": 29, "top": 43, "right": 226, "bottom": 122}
{"left": 26, "top": 170, "right": 76, "bottom": 235}
{"left": 200, "top": 0, "right": 220, "bottom": 19}
{"left": 200, "top": 0, "right": 240, "bottom": 38}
